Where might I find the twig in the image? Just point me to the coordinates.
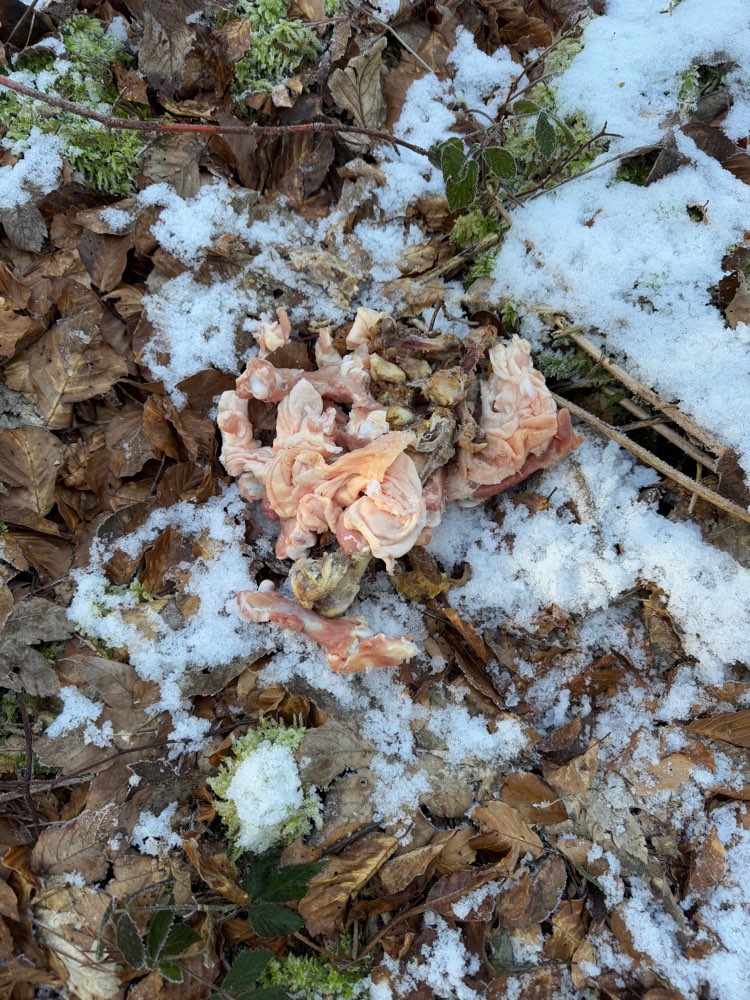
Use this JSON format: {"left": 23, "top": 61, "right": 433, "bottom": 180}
{"left": 601, "top": 387, "right": 718, "bottom": 473}
{"left": 15, "top": 692, "right": 40, "bottom": 839}
{"left": 0, "top": 75, "right": 431, "bottom": 158}
{"left": 557, "top": 329, "right": 727, "bottom": 458}
{"left": 553, "top": 394, "right": 750, "bottom": 525}
{"left": 6, "top": 0, "right": 39, "bottom": 51}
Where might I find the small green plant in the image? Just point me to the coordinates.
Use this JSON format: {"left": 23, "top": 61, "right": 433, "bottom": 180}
{"left": 615, "top": 151, "right": 658, "bottom": 186}
{"left": 239, "top": 850, "right": 326, "bottom": 937}
{"left": 114, "top": 910, "right": 202, "bottom": 983}
{"left": 0, "top": 521, "right": 8, "bottom": 534}
{"left": 222, "top": 0, "right": 320, "bottom": 94}
{"left": 260, "top": 953, "right": 371, "bottom": 999}
{"left": 209, "top": 717, "right": 322, "bottom": 858}
{"left": 0, "top": 15, "right": 146, "bottom": 194}
{"left": 538, "top": 339, "right": 612, "bottom": 385}
{"left": 449, "top": 209, "right": 501, "bottom": 249}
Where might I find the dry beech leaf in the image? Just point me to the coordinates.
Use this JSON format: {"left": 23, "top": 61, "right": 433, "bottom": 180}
{"left": 431, "top": 827, "right": 477, "bottom": 875}
{"left": 495, "top": 856, "right": 566, "bottom": 930}
{"left": 298, "top": 830, "right": 398, "bottom": 937}
{"left": 35, "top": 886, "right": 122, "bottom": 1000}
{"left": 0, "top": 426, "right": 64, "bottom": 515}
{"left": 686, "top": 826, "right": 725, "bottom": 897}
{"left": 688, "top": 710, "right": 750, "bottom": 748}
{"left": 470, "top": 801, "right": 543, "bottom": 861}
{"left": 5, "top": 319, "right": 128, "bottom": 429}
{"left": 378, "top": 843, "right": 444, "bottom": 895}
{"left": 31, "top": 806, "right": 119, "bottom": 883}
{"left": 182, "top": 838, "right": 249, "bottom": 904}
{"left": 543, "top": 742, "right": 600, "bottom": 798}
{"left": 329, "top": 37, "right": 387, "bottom": 140}
{"left": 0, "top": 596, "right": 71, "bottom": 696}
{"left": 298, "top": 719, "right": 376, "bottom": 788}
{"left": 544, "top": 897, "right": 589, "bottom": 961}
{"left": 500, "top": 771, "right": 568, "bottom": 825}
{"left": 425, "top": 863, "right": 504, "bottom": 917}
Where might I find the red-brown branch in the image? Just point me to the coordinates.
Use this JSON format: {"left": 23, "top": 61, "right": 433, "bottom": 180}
{"left": 0, "top": 74, "right": 430, "bottom": 158}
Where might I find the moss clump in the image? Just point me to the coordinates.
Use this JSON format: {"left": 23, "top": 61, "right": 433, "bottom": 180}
{"left": 449, "top": 209, "right": 501, "bottom": 249}
{"left": 209, "top": 717, "right": 322, "bottom": 859}
{"left": 615, "top": 152, "right": 657, "bottom": 186}
{"left": 223, "top": 0, "right": 320, "bottom": 94}
{"left": 260, "top": 953, "right": 371, "bottom": 1000}
{"left": 538, "top": 340, "right": 612, "bottom": 385}
{"left": 0, "top": 15, "right": 145, "bottom": 195}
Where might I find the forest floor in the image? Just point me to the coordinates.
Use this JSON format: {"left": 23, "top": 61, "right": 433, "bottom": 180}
{"left": 1, "top": 0, "right": 750, "bottom": 998}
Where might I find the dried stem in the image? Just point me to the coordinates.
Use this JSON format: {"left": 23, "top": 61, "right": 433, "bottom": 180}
{"left": 0, "top": 75, "right": 431, "bottom": 158}
{"left": 557, "top": 328, "right": 727, "bottom": 457}
{"left": 602, "top": 387, "right": 718, "bottom": 473}
{"left": 16, "top": 692, "right": 40, "bottom": 839}
{"left": 554, "top": 394, "right": 750, "bottom": 525}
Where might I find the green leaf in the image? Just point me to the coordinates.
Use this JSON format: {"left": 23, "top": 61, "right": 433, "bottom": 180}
{"left": 446, "top": 160, "right": 478, "bottom": 211}
{"left": 536, "top": 110, "right": 556, "bottom": 159}
{"left": 438, "top": 137, "right": 467, "bottom": 181}
{"left": 222, "top": 949, "right": 275, "bottom": 992}
{"left": 247, "top": 901, "right": 304, "bottom": 937}
{"left": 483, "top": 147, "right": 516, "bottom": 181}
{"left": 116, "top": 913, "right": 146, "bottom": 970}
{"left": 244, "top": 988, "right": 288, "bottom": 1000}
{"left": 158, "top": 961, "right": 183, "bottom": 983}
{"left": 146, "top": 909, "right": 175, "bottom": 966}
{"left": 159, "top": 923, "right": 201, "bottom": 959}
{"left": 513, "top": 99, "right": 540, "bottom": 115}
{"left": 243, "top": 852, "right": 281, "bottom": 900}
{"left": 260, "top": 860, "right": 326, "bottom": 903}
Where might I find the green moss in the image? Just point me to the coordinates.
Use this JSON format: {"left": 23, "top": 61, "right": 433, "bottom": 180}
{"left": 0, "top": 521, "right": 8, "bottom": 534}
{"left": 209, "top": 717, "right": 322, "bottom": 859}
{"left": 260, "top": 953, "right": 371, "bottom": 1000}
{"left": 36, "top": 642, "right": 64, "bottom": 664}
{"left": 223, "top": 0, "right": 320, "bottom": 94}
{"left": 466, "top": 250, "right": 498, "bottom": 283}
{"left": 615, "top": 151, "right": 658, "bottom": 186}
{"left": 0, "top": 15, "right": 145, "bottom": 195}
{"left": 449, "top": 209, "right": 501, "bottom": 249}
{"left": 538, "top": 340, "right": 612, "bottom": 385}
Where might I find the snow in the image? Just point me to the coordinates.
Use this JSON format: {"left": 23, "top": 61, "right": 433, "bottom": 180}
{"left": 45, "top": 687, "right": 103, "bottom": 739}
{"left": 383, "top": 912, "right": 482, "bottom": 999}
{"left": 0, "top": 132, "right": 63, "bottom": 209}
{"left": 131, "top": 802, "right": 182, "bottom": 856}
{"left": 225, "top": 742, "right": 307, "bottom": 854}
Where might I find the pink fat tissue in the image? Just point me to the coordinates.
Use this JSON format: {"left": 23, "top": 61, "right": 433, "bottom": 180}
{"left": 218, "top": 309, "right": 581, "bottom": 672}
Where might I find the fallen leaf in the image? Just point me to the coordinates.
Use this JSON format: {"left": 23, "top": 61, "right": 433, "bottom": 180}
{"left": 298, "top": 830, "right": 398, "bottom": 937}
{"left": 0, "top": 426, "right": 64, "bottom": 515}
{"left": 543, "top": 742, "right": 600, "bottom": 797}
{"left": 495, "top": 856, "right": 566, "bottom": 929}
{"left": 31, "top": 806, "right": 119, "bottom": 883}
{"left": 378, "top": 843, "right": 444, "bottom": 895}
{"left": 182, "top": 838, "right": 249, "bottom": 904}
{"left": 329, "top": 37, "right": 387, "bottom": 144}
{"left": 686, "top": 825, "right": 725, "bottom": 897}
{"left": 0, "top": 596, "right": 71, "bottom": 696}
{"left": 500, "top": 771, "right": 568, "bottom": 825}
{"left": 298, "top": 719, "right": 376, "bottom": 788}
{"left": 470, "top": 801, "right": 543, "bottom": 862}
{"left": 687, "top": 710, "right": 750, "bottom": 748}
{"left": 544, "top": 897, "right": 589, "bottom": 960}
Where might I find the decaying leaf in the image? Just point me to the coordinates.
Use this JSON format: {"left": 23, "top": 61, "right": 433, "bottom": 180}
{"left": 329, "top": 37, "right": 387, "bottom": 142}
{"left": 0, "top": 425, "right": 63, "bottom": 515}
{"left": 0, "top": 596, "right": 71, "bottom": 696}
{"left": 31, "top": 806, "right": 119, "bottom": 883}
{"left": 298, "top": 831, "right": 398, "bottom": 937}
{"left": 500, "top": 771, "right": 568, "bottom": 825}
{"left": 298, "top": 720, "right": 376, "bottom": 788}
{"left": 470, "top": 801, "right": 543, "bottom": 863}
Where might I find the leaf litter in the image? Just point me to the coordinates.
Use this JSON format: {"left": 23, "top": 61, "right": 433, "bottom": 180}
{"left": 0, "top": 1, "right": 750, "bottom": 999}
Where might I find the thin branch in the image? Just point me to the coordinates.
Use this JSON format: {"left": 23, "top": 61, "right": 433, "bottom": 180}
{"left": 347, "top": 0, "right": 435, "bottom": 76}
{"left": 601, "top": 388, "right": 718, "bottom": 473}
{"left": 16, "top": 693, "right": 40, "bottom": 839}
{"left": 0, "top": 75, "right": 431, "bottom": 158}
{"left": 557, "top": 328, "right": 727, "bottom": 457}
{"left": 553, "top": 393, "right": 750, "bottom": 525}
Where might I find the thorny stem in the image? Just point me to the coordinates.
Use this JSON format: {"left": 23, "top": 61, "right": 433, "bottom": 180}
{"left": 0, "top": 75, "right": 431, "bottom": 157}
{"left": 553, "top": 393, "right": 750, "bottom": 525}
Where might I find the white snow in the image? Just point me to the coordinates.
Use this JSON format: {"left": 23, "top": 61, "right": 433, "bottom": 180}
{"left": 131, "top": 802, "right": 182, "bottom": 856}
{"left": 45, "top": 687, "right": 103, "bottom": 739}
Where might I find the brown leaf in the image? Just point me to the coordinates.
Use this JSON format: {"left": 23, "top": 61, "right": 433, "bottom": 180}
{"left": 378, "top": 843, "right": 444, "bottom": 895}
{"left": 182, "top": 838, "right": 249, "bottom": 904}
{"left": 543, "top": 742, "right": 600, "bottom": 797}
{"left": 0, "top": 426, "right": 64, "bottom": 515}
{"left": 425, "top": 864, "right": 504, "bottom": 917}
{"left": 726, "top": 273, "right": 750, "bottom": 330}
{"left": 470, "top": 801, "right": 543, "bottom": 861}
{"left": 687, "top": 709, "right": 750, "bottom": 748}
{"left": 31, "top": 806, "right": 118, "bottom": 882}
{"left": 106, "top": 405, "right": 158, "bottom": 477}
{"left": 0, "top": 596, "right": 71, "bottom": 696}
{"left": 77, "top": 230, "right": 134, "bottom": 293}
{"left": 495, "top": 856, "right": 566, "bottom": 929}
{"left": 686, "top": 825, "right": 725, "bottom": 898}
{"left": 431, "top": 827, "right": 477, "bottom": 875}
{"left": 10, "top": 530, "right": 72, "bottom": 583}
{"left": 213, "top": 17, "right": 254, "bottom": 65}
{"left": 544, "top": 897, "right": 588, "bottom": 961}
{"left": 298, "top": 830, "right": 398, "bottom": 937}
{"left": 298, "top": 719, "right": 376, "bottom": 788}
{"left": 500, "top": 771, "right": 568, "bottom": 825}
{"left": 329, "top": 37, "right": 387, "bottom": 143}
{"left": 4, "top": 319, "right": 127, "bottom": 429}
